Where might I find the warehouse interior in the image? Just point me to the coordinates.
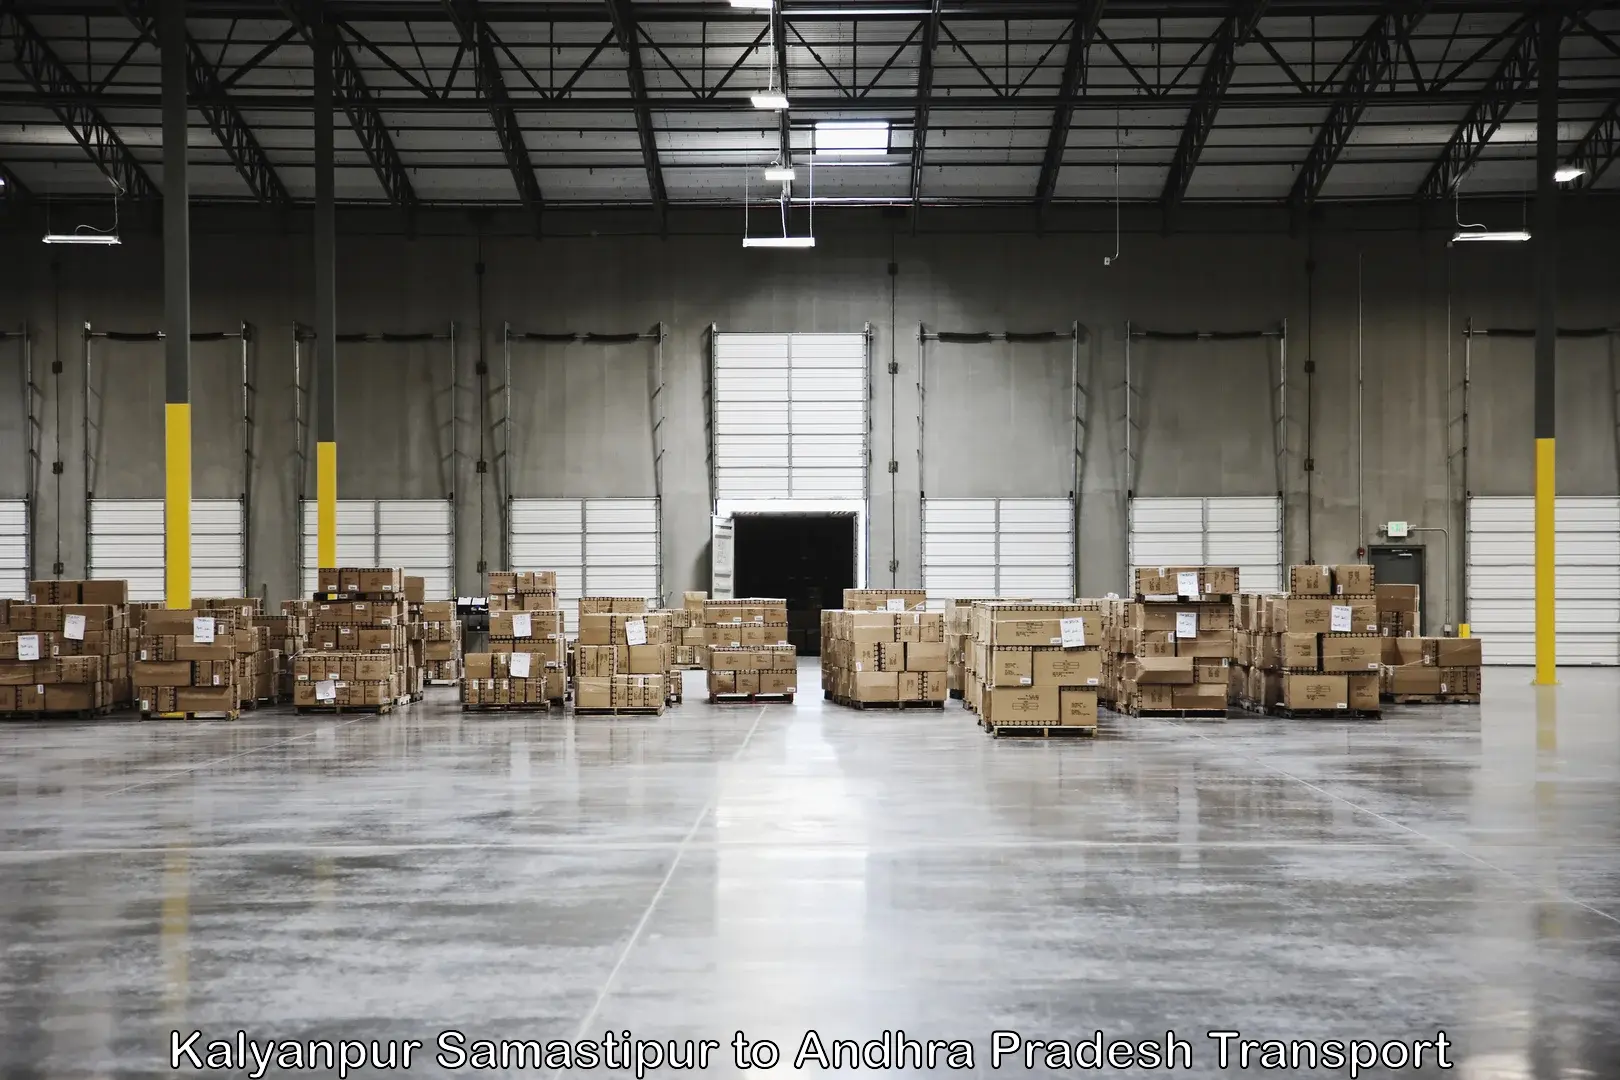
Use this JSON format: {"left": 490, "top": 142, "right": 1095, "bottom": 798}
{"left": 1, "top": 0, "right": 1619, "bottom": 1075}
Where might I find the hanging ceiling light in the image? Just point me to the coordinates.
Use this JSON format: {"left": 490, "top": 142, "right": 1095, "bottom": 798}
{"left": 1451, "top": 230, "right": 1532, "bottom": 243}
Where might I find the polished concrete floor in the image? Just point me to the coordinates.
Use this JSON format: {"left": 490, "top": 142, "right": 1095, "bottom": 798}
{"left": 0, "top": 661, "right": 1617, "bottom": 1078}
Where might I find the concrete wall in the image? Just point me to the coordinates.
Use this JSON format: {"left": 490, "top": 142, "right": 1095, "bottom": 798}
{"left": 3, "top": 203, "right": 1618, "bottom": 628}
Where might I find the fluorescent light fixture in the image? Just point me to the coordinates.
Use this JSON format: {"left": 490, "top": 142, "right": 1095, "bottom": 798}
{"left": 730, "top": 0, "right": 773, "bottom": 8}
{"left": 1554, "top": 165, "right": 1586, "bottom": 183}
{"left": 814, "top": 121, "right": 890, "bottom": 155}
{"left": 751, "top": 93, "right": 790, "bottom": 110}
{"left": 43, "top": 232, "right": 121, "bottom": 245}
{"left": 743, "top": 236, "right": 816, "bottom": 249}
{"left": 763, "top": 167, "right": 796, "bottom": 182}
{"left": 1451, "top": 230, "right": 1531, "bottom": 243}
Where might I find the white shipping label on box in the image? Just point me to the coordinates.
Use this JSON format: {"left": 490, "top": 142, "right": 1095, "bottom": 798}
{"left": 193, "top": 617, "right": 216, "bottom": 644}
{"left": 316, "top": 679, "right": 336, "bottom": 702}
{"left": 1330, "top": 605, "right": 1352, "bottom": 633}
{"left": 509, "top": 652, "right": 532, "bottom": 678}
{"left": 64, "top": 614, "right": 86, "bottom": 641}
{"left": 1175, "top": 612, "right": 1198, "bottom": 639}
{"left": 17, "top": 633, "right": 39, "bottom": 661}
{"left": 1059, "top": 617, "right": 1087, "bottom": 649}
{"left": 512, "top": 613, "right": 532, "bottom": 639}
{"left": 625, "top": 619, "right": 648, "bottom": 647}
{"left": 1177, "top": 571, "right": 1200, "bottom": 598}
{"left": 886, "top": 598, "right": 905, "bottom": 612}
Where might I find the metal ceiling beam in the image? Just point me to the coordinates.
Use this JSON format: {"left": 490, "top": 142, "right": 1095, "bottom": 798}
{"left": 444, "top": 0, "right": 544, "bottom": 235}
{"left": 1, "top": 7, "right": 159, "bottom": 199}
{"left": 1288, "top": 7, "right": 1431, "bottom": 221}
{"left": 1564, "top": 93, "right": 1620, "bottom": 191}
{"left": 277, "top": 0, "right": 418, "bottom": 209}
{"left": 1035, "top": 0, "right": 1106, "bottom": 212}
{"left": 115, "top": 0, "right": 290, "bottom": 206}
{"left": 909, "top": 0, "right": 943, "bottom": 216}
{"left": 605, "top": 0, "right": 668, "bottom": 228}
{"left": 1417, "top": 5, "right": 1595, "bottom": 200}
{"left": 1159, "top": 0, "right": 1269, "bottom": 224}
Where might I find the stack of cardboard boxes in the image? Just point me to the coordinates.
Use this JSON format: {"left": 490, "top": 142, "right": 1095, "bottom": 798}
{"left": 193, "top": 597, "right": 278, "bottom": 708}
{"left": 461, "top": 570, "right": 566, "bottom": 710}
{"left": 419, "top": 601, "right": 463, "bottom": 684}
{"left": 700, "top": 599, "right": 795, "bottom": 701}
{"left": 287, "top": 568, "right": 411, "bottom": 711}
{"left": 0, "top": 579, "right": 131, "bottom": 715}
{"left": 1100, "top": 568, "right": 1237, "bottom": 716}
{"left": 962, "top": 600, "right": 1101, "bottom": 728}
{"left": 1232, "top": 564, "right": 1381, "bottom": 714}
{"left": 574, "top": 599, "right": 670, "bottom": 714}
{"left": 820, "top": 607, "right": 946, "bottom": 706}
{"left": 1380, "top": 636, "right": 1482, "bottom": 702}
{"left": 134, "top": 606, "right": 245, "bottom": 716}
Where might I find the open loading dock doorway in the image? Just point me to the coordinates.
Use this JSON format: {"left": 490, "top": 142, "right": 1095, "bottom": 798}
{"left": 733, "top": 512, "right": 858, "bottom": 656}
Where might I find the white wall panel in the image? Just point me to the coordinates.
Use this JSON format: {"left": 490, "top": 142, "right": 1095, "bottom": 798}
{"left": 1130, "top": 496, "right": 1282, "bottom": 594}
{"left": 714, "top": 332, "right": 867, "bottom": 499}
{"left": 90, "top": 498, "right": 243, "bottom": 603}
{"left": 1467, "top": 496, "right": 1620, "bottom": 665}
{"left": 0, "top": 500, "right": 27, "bottom": 600}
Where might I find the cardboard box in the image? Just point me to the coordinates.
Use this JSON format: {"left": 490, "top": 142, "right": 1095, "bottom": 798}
{"left": 987, "top": 648, "right": 1034, "bottom": 687}
{"left": 1321, "top": 636, "right": 1381, "bottom": 673}
{"left": 1432, "top": 638, "right": 1482, "bottom": 667}
{"left": 1375, "top": 584, "right": 1421, "bottom": 613}
{"left": 1279, "top": 632, "right": 1319, "bottom": 670}
{"left": 1347, "top": 673, "right": 1380, "bottom": 711}
{"left": 983, "top": 686, "right": 1058, "bottom": 725}
{"left": 1172, "top": 683, "right": 1227, "bottom": 710}
{"left": 1289, "top": 564, "right": 1332, "bottom": 595}
{"left": 1385, "top": 665, "right": 1442, "bottom": 695}
{"left": 1283, "top": 674, "right": 1348, "bottom": 710}
{"left": 1135, "top": 656, "right": 1194, "bottom": 685}
{"left": 1032, "top": 648, "right": 1102, "bottom": 688}
{"left": 851, "top": 671, "right": 899, "bottom": 701}
{"left": 1331, "top": 564, "right": 1375, "bottom": 595}
{"left": 574, "top": 677, "right": 613, "bottom": 710}
{"left": 1059, "top": 688, "right": 1098, "bottom": 726}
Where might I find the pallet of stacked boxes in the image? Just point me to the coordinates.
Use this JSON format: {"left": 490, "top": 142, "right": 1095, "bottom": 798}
{"left": 822, "top": 608, "right": 946, "bottom": 710}
{"left": 700, "top": 599, "right": 793, "bottom": 703}
{"left": 135, "top": 606, "right": 244, "bottom": 719}
{"left": 420, "top": 601, "right": 464, "bottom": 685}
{"left": 967, "top": 600, "right": 1100, "bottom": 735}
{"left": 1109, "top": 568, "right": 1237, "bottom": 718}
{"left": 463, "top": 606, "right": 566, "bottom": 711}
{"left": 0, "top": 580, "right": 131, "bottom": 719}
{"left": 1381, "top": 636, "right": 1482, "bottom": 703}
{"left": 574, "top": 600, "right": 670, "bottom": 715}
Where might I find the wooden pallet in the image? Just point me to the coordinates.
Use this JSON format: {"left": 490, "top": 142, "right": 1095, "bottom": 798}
{"left": 574, "top": 706, "right": 666, "bottom": 717}
{"left": 830, "top": 696, "right": 946, "bottom": 711}
{"left": 1117, "top": 707, "right": 1229, "bottom": 719}
{"left": 295, "top": 701, "right": 395, "bottom": 716}
{"left": 708, "top": 692, "right": 795, "bottom": 705}
{"left": 140, "top": 710, "right": 241, "bottom": 721}
{"left": 2, "top": 704, "right": 120, "bottom": 722}
{"left": 1381, "top": 693, "right": 1480, "bottom": 705}
{"left": 978, "top": 718, "right": 1097, "bottom": 738}
{"left": 1267, "top": 705, "right": 1383, "bottom": 719}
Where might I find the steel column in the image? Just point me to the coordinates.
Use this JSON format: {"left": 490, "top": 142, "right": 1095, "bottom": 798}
{"left": 162, "top": 0, "right": 191, "bottom": 610}
{"left": 1533, "top": 6, "right": 1558, "bottom": 684}
{"left": 314, "top": 9, "right": 338, "bottom": 572}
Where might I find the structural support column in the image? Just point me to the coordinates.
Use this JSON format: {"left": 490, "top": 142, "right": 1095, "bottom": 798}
{"left": 162, "top": 0, "right": 191, "bottom": 610}
{"left": 314, "top": 10, "right": 338, "bottom": 570}
{"left": 1534, "top": 6, "right": 1559, "bottom": 684}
